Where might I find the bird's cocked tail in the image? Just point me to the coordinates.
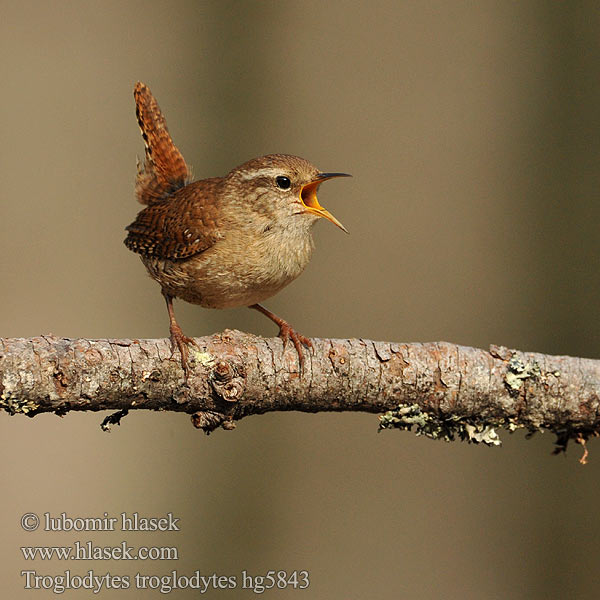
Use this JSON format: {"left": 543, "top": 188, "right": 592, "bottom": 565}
{"left": 133, "top": 82, "right": 191, "bottom": 205}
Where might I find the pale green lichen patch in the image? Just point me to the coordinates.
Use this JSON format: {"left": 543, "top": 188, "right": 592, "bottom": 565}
{"left": 0, "top": 373, "right": 40, "bottom": 415}
{"left": 378, "top": 404, "right": 502, "bottom": 446}
{"left": 463, "top": 423, "right": 501, "bottom": 445}
{"left": 505, "top": 354, "right": 540, "bottom": 392}
{"left": 0, "top": 393, "right": 39, "bottom": 415}
{"left": 507, "top": 419, "right": 526, "bottom": 432}
{"left": 193, "top": 351, "right": 215, "bottom": 367}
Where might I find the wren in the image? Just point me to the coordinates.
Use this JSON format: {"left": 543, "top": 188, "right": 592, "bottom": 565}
{"left": 124, "top": 82, "right": 349, "bottom": 375}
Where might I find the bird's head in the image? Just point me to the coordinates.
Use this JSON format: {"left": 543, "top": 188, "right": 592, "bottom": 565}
{"left": 227, "top": 154, "right": 350, "bottom": 233}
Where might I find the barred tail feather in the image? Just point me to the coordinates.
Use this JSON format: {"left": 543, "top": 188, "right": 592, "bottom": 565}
{"left": 133, "top": 82, "right": 191, "bottom": 205}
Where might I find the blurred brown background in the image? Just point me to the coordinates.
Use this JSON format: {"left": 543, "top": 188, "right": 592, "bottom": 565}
{"left": 2, "top": 1, "right": 600, "bottom": 598}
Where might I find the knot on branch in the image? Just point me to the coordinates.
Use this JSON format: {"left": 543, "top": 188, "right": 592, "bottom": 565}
{"left": 191, "top": 410, "right": 235, "bottom": 434}
{"left": 210, "top": 359, "right": 246, "bottom": 402}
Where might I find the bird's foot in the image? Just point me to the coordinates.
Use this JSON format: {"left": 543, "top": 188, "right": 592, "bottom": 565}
{"left": 248, "top": 304, "right": 313, "bottom": 373}
{"left": 278, "top": 321, "right": 314, "bottom": 372}
{"left": 168, "top": 324, "right": 198, "bottom": 378}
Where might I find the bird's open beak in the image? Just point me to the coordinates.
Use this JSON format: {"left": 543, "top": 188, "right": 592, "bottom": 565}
{"left": 300, "top": 172, "right": 351, "bottom": 233}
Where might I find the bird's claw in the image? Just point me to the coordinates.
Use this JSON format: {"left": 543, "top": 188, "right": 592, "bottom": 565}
{"left": 168, "top": 324, "right": 198, "bottom": 378}
{"left": 278, "top": 322, "right": 313, "bottom": 372}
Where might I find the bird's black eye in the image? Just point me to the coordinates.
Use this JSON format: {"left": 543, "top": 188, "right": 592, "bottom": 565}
{"left": 275, "top": 176, "right": 291, "bottom": 190}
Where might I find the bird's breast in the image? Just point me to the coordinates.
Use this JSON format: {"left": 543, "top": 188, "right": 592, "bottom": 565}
{"left": 146, "top": 224, "right": 315, "bottom": 309}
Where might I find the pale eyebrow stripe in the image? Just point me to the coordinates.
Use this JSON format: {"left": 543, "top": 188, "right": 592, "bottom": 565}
{"left": 237, "top": 168, "right": 283, "bottom": 181}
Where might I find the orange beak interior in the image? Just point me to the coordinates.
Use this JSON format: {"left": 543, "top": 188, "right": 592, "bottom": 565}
{"left": 299, "top": 173, "right": 350, "bottom": 233}
{"left": 300, "top": 180, "right": 324, "bottom": 211}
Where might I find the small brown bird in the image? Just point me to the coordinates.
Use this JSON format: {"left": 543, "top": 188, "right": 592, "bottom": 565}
{"left": 125, "top": 82, "right": 349, "bottom": 374}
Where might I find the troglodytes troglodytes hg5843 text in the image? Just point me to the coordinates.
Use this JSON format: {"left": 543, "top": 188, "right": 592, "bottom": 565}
{"left": 124, "top": 82, "right": 350, "bottom": 375}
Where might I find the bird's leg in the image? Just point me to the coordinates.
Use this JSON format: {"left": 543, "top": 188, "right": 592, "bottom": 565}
{"left": 163, "top": 290, "right": 197, "bottom": 376}
{"left": 249, "top": 304, "right": 313, "bottom": 370}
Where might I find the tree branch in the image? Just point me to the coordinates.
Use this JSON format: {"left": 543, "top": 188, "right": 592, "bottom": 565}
{"left": 1, "top": 332, "right": 599, "bottom": 458}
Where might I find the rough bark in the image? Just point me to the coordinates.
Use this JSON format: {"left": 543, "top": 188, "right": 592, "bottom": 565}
{"left": 1, "top": 332, "right": 598, "bottom": 459}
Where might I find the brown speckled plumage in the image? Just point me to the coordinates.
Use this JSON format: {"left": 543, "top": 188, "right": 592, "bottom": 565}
{"left": 133, "top": 81, "right": 191, "bottom": 205}
{"left": 124, "top": 82, "right": 349, "bottom": 374}
{"left": 125, "top": 178, "right": 224, "bottom": 259}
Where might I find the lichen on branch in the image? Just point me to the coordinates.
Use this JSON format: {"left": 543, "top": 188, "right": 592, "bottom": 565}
{"left": 0, "top": 333, "right": 599, "bottom": 460}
